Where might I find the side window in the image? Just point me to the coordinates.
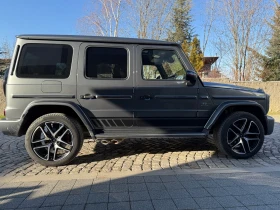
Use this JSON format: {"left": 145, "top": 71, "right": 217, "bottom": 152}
{"left": 16, "top": 44, "right": 73, "bottom": 78}
{"left": 86, "top": 47, "right": 128, "bottom": 79}
{"left": 142, "top": 49, "right": 186, "bottom": 80}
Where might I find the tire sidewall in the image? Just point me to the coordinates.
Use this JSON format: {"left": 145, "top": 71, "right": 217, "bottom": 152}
{"left": 25, "top": 114, "right": 82, "bottom": 166}
{"left": 219, "top": 112, "right": 264, "bottom": 159}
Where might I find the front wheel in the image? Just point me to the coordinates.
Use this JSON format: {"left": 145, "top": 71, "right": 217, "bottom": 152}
{"left": 25, "top": 113, "right": 84, "bottom": 166}
{"left": 214, "top": 111, "right": 264, "bottom": 159}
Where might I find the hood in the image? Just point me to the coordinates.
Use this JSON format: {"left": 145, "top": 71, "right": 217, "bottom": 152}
{"left": 203, "top": 82, "right": 264, "bottom": 93}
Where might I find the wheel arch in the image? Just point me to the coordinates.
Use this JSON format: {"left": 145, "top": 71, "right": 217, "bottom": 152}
{"left": 204, "top": 101, "right": 268, "bottom": 135}
{"left": 18, "top": 101, "right": 95, "bottom": 138}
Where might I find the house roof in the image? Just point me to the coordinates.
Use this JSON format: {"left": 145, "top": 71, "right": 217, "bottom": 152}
{"left": 203, "top": 57, "right": 219, "bottom": 65}
{"left": 17, "top": 34, "right": 179, "bottom": 46}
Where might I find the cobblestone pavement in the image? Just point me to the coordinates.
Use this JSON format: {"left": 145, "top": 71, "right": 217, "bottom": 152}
{"left": 0, "top": 116, "right": 279, "bottom": 177}
{"left": 1, "top": 171, "right": 280, "bottom": 210}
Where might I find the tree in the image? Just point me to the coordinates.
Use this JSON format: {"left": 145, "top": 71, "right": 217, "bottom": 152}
{"left": 0, "top": 40, "right": 12, "bottom": 59}
{"left": 132, "top": 0, "right": 174, "bottom": 40}
{"left": 79, "top": 0, "right": 174, "bottom": 40}
{"left": 167, "top": 0, "right": 193, "bottom": 44}
{"left": 261, "top": 3, "right": 280, "bottom": 81}
{"left": 182, "top": 40, "right": 190, "bottom": 55}
{"left": 213, "top": 0, "right": 271, "bottom": 81}
{"left": 188, "top": 37, "right": 204, "bottom": 73}
{"left": 78, "top": 0, "right": 128, "bottom": 37}
{"left": 0, "top": 40, "right": 12, "bottom": 74}
{"left": 202, "top": 0, "right": 215, "bottom": 53}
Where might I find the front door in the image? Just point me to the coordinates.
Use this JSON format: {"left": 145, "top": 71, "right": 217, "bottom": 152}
{"left": 134, "top": 46, "right": 200, "bottom": 132}
{"left": 77, "top": 43, "right": 134, "bottom": 130}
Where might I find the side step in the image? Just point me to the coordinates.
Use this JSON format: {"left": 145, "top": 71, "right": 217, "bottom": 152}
{"left": 95, "top": 132, "right": 207, "bottom": 139}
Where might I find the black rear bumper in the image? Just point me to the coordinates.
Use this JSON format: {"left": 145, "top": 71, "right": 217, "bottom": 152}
{"left": 0, "top": 118, "right": 22, "bottom": 136}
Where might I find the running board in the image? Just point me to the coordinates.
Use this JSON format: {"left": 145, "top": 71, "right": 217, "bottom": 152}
{"left": 95, "top": 132, "right": 207, "bottom": 139}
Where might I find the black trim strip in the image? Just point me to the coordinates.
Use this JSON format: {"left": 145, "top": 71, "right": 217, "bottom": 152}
{"left": 96, "top": 95, "right": 132, "bottom": 99}
{"left": 211, "top": 96, "right": 266, "bottom": 100}
{"left": 11, "top": 45, "right": 20, "bottom": 75}
{"left": 81, "top": 95, "right": 132, "bottom": 99}
{"left": 154, "top": 95, "right": 197, "bottom": 99}
{"left": 96, "top": 132, "right": 206, "bottom": 139}
{"left": 12, "top": 95, "right": 75, "bottom": 99}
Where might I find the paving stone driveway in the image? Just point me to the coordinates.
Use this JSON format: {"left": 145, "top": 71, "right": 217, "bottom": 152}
{"left": 0, "top": 116, "right": 280, "bottom": 177}
{"left": 1, "top": 172, "right": 280, "bottom": 210}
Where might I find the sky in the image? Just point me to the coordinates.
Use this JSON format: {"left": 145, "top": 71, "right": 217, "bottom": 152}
{"left": 1, "top": 0, "right": 278, "bottom": 68}
{"left": 0, "top": 0, "right": 208, "bottom": 52}
{"left": 0, "top": 0, "right": 84, "bottom": 46}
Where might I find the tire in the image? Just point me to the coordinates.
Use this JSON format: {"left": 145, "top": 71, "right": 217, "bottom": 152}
{"left": 25, "top": 113, "right": 84, "bottom": 166}
{"left": 213, "top": 111, "right": 264, "bottom": 159}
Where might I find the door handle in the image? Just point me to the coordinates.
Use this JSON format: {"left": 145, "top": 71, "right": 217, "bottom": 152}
{"left": 81, "top": 94, "right": 96, "bottom": 99}
{"left": 140, "top": 95, "right": 152, "bottom": 100}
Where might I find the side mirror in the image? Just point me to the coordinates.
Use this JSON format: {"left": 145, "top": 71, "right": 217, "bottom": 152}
{"left": 186, "top": 70, "right": 197, "bottom": 86}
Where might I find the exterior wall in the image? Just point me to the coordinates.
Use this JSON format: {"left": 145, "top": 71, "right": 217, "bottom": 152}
{"left": 203, "top": 78, "right": 280, "bottom": 113}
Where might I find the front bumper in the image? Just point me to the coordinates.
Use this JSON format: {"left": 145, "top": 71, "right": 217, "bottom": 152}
{"left": 0, "top": 118, "right": 22, "bottom": 136}
{"left": 266, "top": 115, "right": 274, "bottom": 135}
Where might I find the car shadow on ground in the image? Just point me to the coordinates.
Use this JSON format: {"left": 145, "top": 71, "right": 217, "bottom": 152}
{"left": 67, "top": 121, "right": 279, "bottom": 166}
{"left": 71, "top": 138, "right": 218, "bottom": 165}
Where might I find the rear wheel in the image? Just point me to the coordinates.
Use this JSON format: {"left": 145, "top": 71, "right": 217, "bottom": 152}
{"left": 25, "top": 113, "right": 83, "bottom": 166}
{"left": 214, "top": 111, "right": 264, "bottom": 159}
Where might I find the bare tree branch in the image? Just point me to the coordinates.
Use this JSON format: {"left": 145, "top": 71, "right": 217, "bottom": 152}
{"left": 78, "top": 0, "right": 128, "bottom": 37}
{"left": 202, "top": 0, "right": 215, "bottom": 53}
{"left": 212, "top": 0, "right": 272, "bottom": 81}
{"left": 130, "top": 0, "right": 174, "bottom": 40}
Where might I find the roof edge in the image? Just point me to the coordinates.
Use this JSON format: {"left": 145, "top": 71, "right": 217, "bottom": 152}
{"left": 17, "top": 34, "right": 179, "bottom": 46}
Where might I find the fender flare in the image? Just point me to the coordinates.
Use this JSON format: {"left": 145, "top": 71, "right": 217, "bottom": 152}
{"left": 204, "top": 100, "right": 266, "bottom": 131}
{"left": 20, "top": 100, "right": 95, "bottom": 138}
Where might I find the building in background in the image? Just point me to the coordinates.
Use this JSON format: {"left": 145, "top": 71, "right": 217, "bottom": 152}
{"left": 200, "top": 56, "right": 221, "bottom": 78}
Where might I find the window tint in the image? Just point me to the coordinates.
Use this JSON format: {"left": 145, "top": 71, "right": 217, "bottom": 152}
{"left": 142, "top": 49, "right": 186, "bottom": 80}
{"left": 16, "top": 44, "right": 72, "bottom": 78}
{"left": 86, "top": 47, "right": 127, "bottom": 79}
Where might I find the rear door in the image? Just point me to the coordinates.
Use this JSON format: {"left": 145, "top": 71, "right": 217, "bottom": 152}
{"left": 77, "top": 43, "right": 134, "bottom": 129}
{"left": 134, "top": 45, "right": 201, "bottom": 131}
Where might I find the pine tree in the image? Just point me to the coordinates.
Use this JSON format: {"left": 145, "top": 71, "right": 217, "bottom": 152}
{"left": 182, "top": 40, "right": 191, "bottom": 56}
{"left": 168, "top": 0, "right": 193, "bottom": 44}
{"left": 189, "top": 37, "right": 204, "bottom": 73}
{"left": 262, "top": 4, "right": 280, "bottom": 81}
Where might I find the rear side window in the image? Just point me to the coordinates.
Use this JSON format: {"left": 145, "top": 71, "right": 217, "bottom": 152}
{"left": 16, "top": 44, "right": 73, "bottom": 78}
{"left": 86, "top": 47, "right": 128, "bottom": 79}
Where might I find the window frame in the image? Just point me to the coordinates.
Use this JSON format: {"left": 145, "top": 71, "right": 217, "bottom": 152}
{"left": 141, "top": 48, "right": 188, "bottom": 81}
{"left": 15, "top": 43, "right": 73, "bottom": 79}
{"left": 84, "top": 46, "right": 130, "bottom": 80}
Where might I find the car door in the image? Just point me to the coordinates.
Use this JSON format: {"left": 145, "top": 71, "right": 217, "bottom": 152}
{"left": 134, "top": 45, "right": 201, "bottom": 131}
{"left": 77, "top": 43, "right": 134, "bottom": 129}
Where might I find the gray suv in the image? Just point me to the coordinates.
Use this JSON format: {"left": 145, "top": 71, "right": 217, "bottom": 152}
{"left": 0, "top": 35, "right": 274, "bottom": 166}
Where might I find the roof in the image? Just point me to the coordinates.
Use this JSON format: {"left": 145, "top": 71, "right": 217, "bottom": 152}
{"left": 203, "top": 57, "right": 219, "bottom": 65}
{"left": 17, "top": 34, "right": 179, "bottom": 46}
